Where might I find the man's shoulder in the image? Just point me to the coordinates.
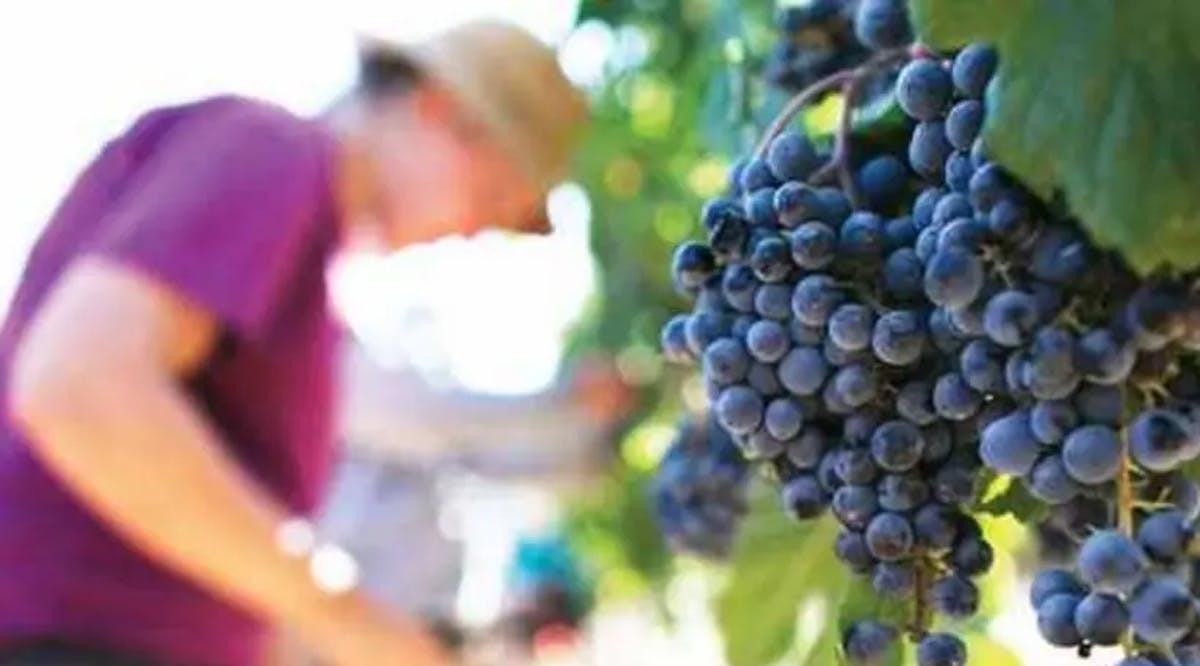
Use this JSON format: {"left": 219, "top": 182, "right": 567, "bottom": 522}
{"left": 167, "top": 94, "right": 322, "bottom": 142}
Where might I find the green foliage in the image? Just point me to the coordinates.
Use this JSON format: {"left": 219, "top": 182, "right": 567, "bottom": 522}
{"left": 715, "top": 487, "right": 849, "bottom": 666}
{"left": 715, "top": 485, "right": 1021, "bottom": 666}
{"left": 910, "top": 0, "right": 1200, "bottom": 273}
{"left": 561, "top": 462, "right": 673, "bottom": 604}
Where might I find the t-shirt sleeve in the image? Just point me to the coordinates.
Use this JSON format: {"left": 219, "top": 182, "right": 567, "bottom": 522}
{"left": 89, "top": 101, "right": 331, "bottom": 342}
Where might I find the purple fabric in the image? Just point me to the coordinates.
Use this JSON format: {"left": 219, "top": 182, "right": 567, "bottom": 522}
{"left": 0, "top": 96, "right": 342, "bottom": 666}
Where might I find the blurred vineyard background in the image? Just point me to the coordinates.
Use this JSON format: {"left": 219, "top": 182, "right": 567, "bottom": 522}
{"left": 0, "top": 1, "right": 1082, "bottom": 664}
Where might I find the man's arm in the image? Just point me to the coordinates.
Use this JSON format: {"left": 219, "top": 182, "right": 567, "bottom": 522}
{"left": 9, "top": 258, "right": 448, "bottom": 666}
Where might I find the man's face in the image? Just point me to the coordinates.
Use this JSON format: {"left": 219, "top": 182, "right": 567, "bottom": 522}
{"left": 365, "top": 86, "right": 545, "bottom": 248}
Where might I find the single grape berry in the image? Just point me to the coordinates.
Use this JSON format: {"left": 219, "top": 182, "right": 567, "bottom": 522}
{"left": 932, "top": 372, "right": 982, "bottom": 421}
{"left": 764, "top": 397, "right": 806, "bottom": 441}
{"left": 835, "top": 529, "right": 877, "bottom": 573}
{"left": 865, "top": 512, "right": 914, "bottom": 562}
{"left": 661, "top": 315, "right": 693, "bottom": 364}
{"left": 883, "top": 216, "right": 917, "bottom": 252}
{"left": 1129, "top": 576, "right": 1197, "bottom": 647}
{"left": 790, "top": 221, "right": 837, "bottom": 269}
{"left": 1136, "top": 510, "right": 1196, "bottom": 564}
{"left": 738, "top": 158, "right": 776, "bottom": 193}
{"left": 747, "top": 361, "right": 784, "bottom": 398}
{"left": 684, "top": 312, "right": 732, "bottom": 357}
{"left": 983, "top": 290, "right": 1041, "bottom": 347}
{"left": 1076, "top": 327, "right": 1137, "bottom": 385}
{"left": 855, "top": 156, "right": 909, "bottom": 212}
{"left": 873, "top": 561, "right": 915, "bottom": 599}
{"left": 1077, "top": 530, "right": 1147, "bottom": 595}
{"left": 924, "top": 247, "right": 984, "bottom": 309}
{"left": 672, "top": 241, "right": 716, "bottom": 290}
{"left": 792, "top": 274, "right": 845, "bottom": 327}
{"left": 945, "top": 100, "right": 984, "bottom": 151}
{"left": 1031, "top": 569, "right": 1087, "bottom": 608}
{"left": 1037, "top": 593, "right": 1083, "bottom": 647}
{"left": 896, "top": 380, "right": 938, "bottom": 426}
{"left": 703, "top": 337, "right": 751, "bottom": 386}
{"left": 1026, "top": 455, "right": 1081, "bottom": 505}
{"left": 960, "top": 339, "right": 1005, "bottom": 393}
{"left": 1074, "top": 592, "right": 1130, "bottom": 646}
{"left": 916, "top": 633, "right": 966, "bottom": 666}
{"left": 843, "top": 620, "right": 898, "bottom": 666}
{"left": 745, "top": 187, "right": 779, "bottom": 227}
{"left": 754, "top": 283, "right": 793, "bottom": 321}
{"left": 745, "top": 319, "right": 790, "bottom": 364}
{"left": 837, "top": 448, "right": 880, "bottom": 486}
{"left": 833, "top": 363, "right": 879, "bottom": 408}
{"left": 839, "top": 211, "right": 885, "bottom": 259}
{"left": 914, "top": 503, "right": 959, "bottom": 551}
{"left": 766, "top": 130, "right": 820, "bottom": 182}
{"left": 909, "top": 120, "right": 953, "bottom": 177}
{"left": 1130, "top": 409, "right": 1198, "bottom": 472}
{"left": 1030, "top": 400, "right": 1078, "bottom": 445}
{"left": 980, "top": 409, "right": 1039, "bottom": 476}
{"left": 715, "top": 385, "right": 765, "bottom": 436}
{"left": 931, "top": 574, "right": 979, "bottom": 619}
{"left": 828, "top": 303, "right": 876, "bottom": 352}
{"left": 896, "top": 58, "right": 952, "bottom": 121}
{"left": 786, "top": 429, "right": 828, "bottom": 470}
{"left": 781, "top": 475, "right": 828, "bottom": 520}
{"left": 883, "top": 248, "right": 924, "bottom": 300}
{"left": 944, "top": 150, "right": 973, "bottom": 193}
{"left": 778, "top": 346, "right": 829, "bottom": 396}
{"left": 877, "top": 473, "right": 929, "bottom": 512}
{"left": 750, "top": 235, "right": 792, "bottom": 283}
{"left": 854, "top": 0, "right": 912, "bottom": 50}
{"left": 832, "top": 485, "right": 880, "bottom": 531}
{"left": 1061, "top": 425, "right": 1122, "bottom": 485}
{"left": 951, "top": 43, "right": 998, "bottom": 98}
{"left": 952, "top": 536, "right": 994, "bottom": 577}
{"left": 721, "top": 263, "right": 758, "bottom": 313}
{"left": 872, "top": 309, "right": 926, "bottom": 366}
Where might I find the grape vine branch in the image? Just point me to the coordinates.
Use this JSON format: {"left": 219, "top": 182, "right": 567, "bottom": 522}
{"left": 753, "top": 47, "right": 910, "bottom": 209}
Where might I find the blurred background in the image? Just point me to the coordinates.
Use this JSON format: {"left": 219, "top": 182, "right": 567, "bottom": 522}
{"left": 0, "top": 1, "right": 1082, "bottom": 665}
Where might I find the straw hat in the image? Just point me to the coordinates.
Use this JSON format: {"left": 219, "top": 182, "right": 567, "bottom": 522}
{"left": 376, "top": 20, "right": 589, "bottom": 231}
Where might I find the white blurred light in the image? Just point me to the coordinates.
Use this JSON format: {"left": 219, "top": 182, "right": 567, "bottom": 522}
{"left": 310, "top": 543, "right": 361, "bottom": 594}
{"left": 559, "top": 19, "right": 616, "bottom": 89}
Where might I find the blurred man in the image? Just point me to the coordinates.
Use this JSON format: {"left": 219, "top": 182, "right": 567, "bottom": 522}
{"left": 0, "top": 19, "right": 586, "bottom": 666}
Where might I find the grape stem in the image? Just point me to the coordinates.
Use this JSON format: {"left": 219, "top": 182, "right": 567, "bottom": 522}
{"left": 807, "top": 48, "right": 910, "bottom": 206}
{"left": 907, "top": 553, "right": 933, "bottom": 639}
{"left": 753, "top": 69, "right": 855, "bottom": 158}
{"left": 1117, "top": 428, "right": 1136, "bottom": 656}
{"left": 753, "top": 47, "right": 909, "bottom": 164}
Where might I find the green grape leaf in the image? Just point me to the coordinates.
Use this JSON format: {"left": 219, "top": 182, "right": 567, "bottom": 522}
{"left": 977, "top": 474, "right": 1047, "bottom": 522}
{"left": 910, "top": 0, "right": 1200, "bottom": 273}
{"left": 715, "top": 488, "right": 844, "bottom": 666}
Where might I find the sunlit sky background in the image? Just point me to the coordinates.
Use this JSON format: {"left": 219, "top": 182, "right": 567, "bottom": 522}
{"left": 0, "top": 0, "right": 615, "bottom": 395}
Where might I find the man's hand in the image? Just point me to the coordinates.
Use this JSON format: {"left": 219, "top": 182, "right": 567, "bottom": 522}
{"left": 568, "top": 354, "right": 634, "bottom": 427}
{"left": 9, "top": 258, "right": 452, "bottom": 666}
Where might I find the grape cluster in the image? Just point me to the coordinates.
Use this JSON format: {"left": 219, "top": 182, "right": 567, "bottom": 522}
{"left": 661, "top": 15, "right": 1200, "bottom": 663}
{"left": 766, "top": 0, "right": 910, "bottom": 93}
{"left": 652, "top": 413, "right": 750, "bottom": 559}
{"left": 891, "top": 34, "right": 1200, "bottom": 666}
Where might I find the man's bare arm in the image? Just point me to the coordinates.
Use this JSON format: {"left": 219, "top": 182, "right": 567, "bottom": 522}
{"left": 9, "top": 258, "right": 447, "bottom": 666}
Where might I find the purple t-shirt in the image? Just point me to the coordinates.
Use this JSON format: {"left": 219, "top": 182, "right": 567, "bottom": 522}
{"left": 0, "top": 96, "right": 341, "bottom": 666}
